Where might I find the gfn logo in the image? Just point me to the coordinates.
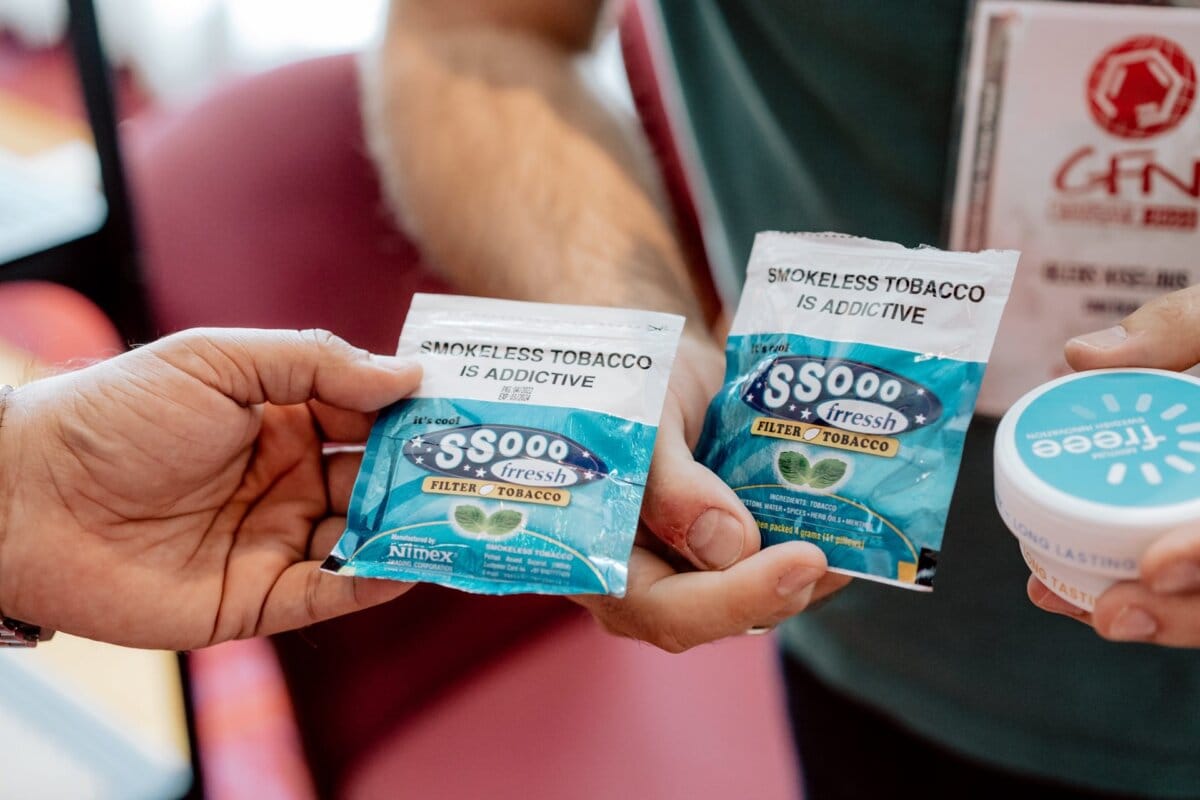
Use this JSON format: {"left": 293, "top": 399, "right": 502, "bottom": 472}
{"left": 1086, "top": 35, "right": 1196, "bottom": 139}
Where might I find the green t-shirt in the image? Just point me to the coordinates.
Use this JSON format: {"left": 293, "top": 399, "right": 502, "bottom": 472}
{"left": 652, "top": 1, "right": 1200, "bottom": 796}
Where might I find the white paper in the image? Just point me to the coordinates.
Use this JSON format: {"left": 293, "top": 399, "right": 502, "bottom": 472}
{"left": 950, "top": 1, "right": 1200, "bottom": 415}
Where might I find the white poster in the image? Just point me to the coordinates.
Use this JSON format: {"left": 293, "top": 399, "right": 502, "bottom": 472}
{"left": 951, "top": 1, "right": 1200, "bottom": 415}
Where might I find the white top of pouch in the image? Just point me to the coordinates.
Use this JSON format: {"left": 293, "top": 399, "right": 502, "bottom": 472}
{"left": 734, "top": 232, "right": 1020, "bottom": 365}
{"left": 399, "top": 293, "right": 685, "bottom": 427}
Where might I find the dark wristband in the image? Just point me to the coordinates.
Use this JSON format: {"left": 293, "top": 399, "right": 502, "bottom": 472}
{"left": 0, "top": 384, "right": 48, "bottom": 647}
{"left": 0, "top": 617, "right": 46, "bottom": 646}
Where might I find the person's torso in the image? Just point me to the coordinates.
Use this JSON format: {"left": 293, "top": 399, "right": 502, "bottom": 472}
{"left": 650, "top": 1, "right": 1200, "bottom": 794}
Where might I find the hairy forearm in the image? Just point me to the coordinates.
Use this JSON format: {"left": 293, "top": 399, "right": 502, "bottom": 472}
{"left": 363, "top": 9, "right": 705, "bottom": 322}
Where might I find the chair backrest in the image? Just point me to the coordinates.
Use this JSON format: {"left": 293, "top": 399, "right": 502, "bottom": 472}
{"left": 0, "top": 0, "right": 150, "bottom": 342}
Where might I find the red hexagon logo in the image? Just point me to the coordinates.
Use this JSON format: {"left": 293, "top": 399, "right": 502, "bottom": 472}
{"left": 1086, "top": 35, "right": 1196, "bottom": 139}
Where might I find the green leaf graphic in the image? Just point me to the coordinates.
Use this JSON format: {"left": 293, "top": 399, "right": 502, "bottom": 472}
{"left": 487, "top": 510, "right": 524, "bottom": 536}
{"left": 808, "top": 459, "right": 848, "bottom": 489}
{"left": 778, "top": 451, "right": 811, "bottom": 485}
{"left": 454, "top": 505, "right": 486, "bottom": 532}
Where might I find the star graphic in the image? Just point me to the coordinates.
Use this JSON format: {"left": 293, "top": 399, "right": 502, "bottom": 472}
{"left": 916, "top": 389, "right": 925, "bottom": 396}
{"left": 914, "top": 414, "right": 926, "bottom": 425}
{"left": 415, "top": 456, "right": 424, "bottom": 464}
{"left": 788, "top": 404, "right": 797, "bottom": 412}
{"left": 411, "top": 435, "right": 425, "bottom": 447}
{"left": 462, "top": 464, "right": 473, "bottom": 472}
{"left": 581, "top": 451, "right": 591, "bottom": 459}
{"left": 800, "top": 408, "right": 812, "bottom": 420}
{"left": 475, "top": 469, "right": 487, "bottom": 478}
{"left": 584, "top": 471, "right": 595, "bottom": 480}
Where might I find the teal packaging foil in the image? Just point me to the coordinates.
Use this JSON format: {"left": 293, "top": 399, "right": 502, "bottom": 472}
{"left": 323, "top": 294, "right": 683, "bottom": 596}
{"left": 696, "top": 233, "right": 1019, "bottom": 589}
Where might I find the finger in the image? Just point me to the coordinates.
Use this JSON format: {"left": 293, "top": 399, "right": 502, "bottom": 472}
{"left": 632, "top": 525, "right": 693, "bottom": 572}
{"left": 754, "top": 572, "right": 852, "bottom": 623}
{"left": 643, "top": 397, "right": 760, "bottom": 570}
{"left": 1135, "top": 523, "right": 1200, "bottom": 596}
{"left": 1092, "top": 581, "right": 1200, "bottom": 647}
{"left": 811, "top": 572, "right": 853, "bottom": 603}
{"left": 308, "top": 515, "right": 349, "bottom": 560}
{"left": 1026, "top": 575, "right": 1091, "bottom": 620}
{"left": 575, "top": 541, "right": 830, "bottom": 653}
{"left": 670, "top": 335, "right": 728, "bottom": 445}
{"left": 151, "top": 328, "right": 421, "bottom": 411}
{"left": 641, "top": 334, "right": 757, "bottom": 571}
{"left": 256, "top": 560, "right": 413, "bottom": 636}
{"left": 1065, "top": 284, "right": 1200, "bottom": 372}
{"left": 310, "top": 401, "right": 378, "bottom": 443}
{"left": 325, "top": 450, "right": 365, "bottom": 515}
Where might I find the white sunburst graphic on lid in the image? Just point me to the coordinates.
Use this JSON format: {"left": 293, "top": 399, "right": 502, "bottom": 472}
{"left": 998, "top": 370, "right": 1200, "bottom": 596}
{"left": 1012, "top": 370, "right": 1200, "bottom": 512}
{"left": 1171, "top": 407, "right": 1200, "bottom": 467}
{"left": 1072, "top": 391, "right": 1200, "bottom": 487}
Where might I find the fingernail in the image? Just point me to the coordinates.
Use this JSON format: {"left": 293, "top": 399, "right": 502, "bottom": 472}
{"left": 1109, "top": 606, "right": 1158, "bottom": 641}
{"left": 686, "top": 509, "right": 745, "bottom": 569}
{"left": 1151, "top": 562, "right": 1200, "bottom": 594}
{"left": 777, "top": 566, "right": 823, "bottom": 597}
{"left": 1029, "top": 578, "right": 1088, "bottom": 616}
{"left": 1069, "top": 325, "right": 1127, "bottom": 351}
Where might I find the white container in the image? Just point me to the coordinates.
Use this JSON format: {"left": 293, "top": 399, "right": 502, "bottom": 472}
{"left": 1018, "top": 542, "right": 1115, "bottom": 613}
{"left": 995, "top": 368, "right": 1200, "bottom": 591}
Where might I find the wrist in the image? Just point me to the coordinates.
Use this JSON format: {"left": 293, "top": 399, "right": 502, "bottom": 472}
{"left": 0, "top": 384, "right": 27, "bottom": 621}
{"left": 0, "top": 384, "right": 56, "bottom": 644}
{"left": 0, "top": 384, "right": 15, "bottom": 559}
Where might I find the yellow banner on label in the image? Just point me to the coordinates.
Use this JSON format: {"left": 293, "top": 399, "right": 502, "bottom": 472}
{"left": 421, "top": 476, "right": 571, "bottom": 507}
{"left": 749, "top": 417, "right": 899, "bottom": 459}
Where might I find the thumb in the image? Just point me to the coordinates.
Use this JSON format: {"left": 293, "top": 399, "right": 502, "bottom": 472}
{"left": 149, "top": 328, "right": 421, "bottom": 411}
{"left": 1137, "top": 522, "right": 1200, "bottom": 596}
{"left": 1065, "top": 285, "right": 1200, "bottom": 372}
{"left": 255, "top": 562, "right": 414, "bottom": 637}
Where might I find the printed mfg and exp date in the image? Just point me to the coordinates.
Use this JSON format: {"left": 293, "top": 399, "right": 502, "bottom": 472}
{"left": 741, "top": 494, "right": 879, "bottom": 545}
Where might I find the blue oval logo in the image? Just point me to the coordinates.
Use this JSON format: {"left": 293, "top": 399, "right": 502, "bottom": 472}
{"left": 403, "top": 425, "right": 607, "bottom": 486}
{"left": 741, "top": 356, "right": 942, "bottom": 432}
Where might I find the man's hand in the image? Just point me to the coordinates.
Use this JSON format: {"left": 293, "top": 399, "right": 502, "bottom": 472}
{"left": 1028, "top": 285, "right": 1200, "bottom": 646}
{"left": 573, "top": 333, "right": 851, "bottom": 652}
{"left": 0, "top": 329, "right": 420, "bottom": 650}
{"left": 375, "top": 0, "right": 848, "bottom": 651}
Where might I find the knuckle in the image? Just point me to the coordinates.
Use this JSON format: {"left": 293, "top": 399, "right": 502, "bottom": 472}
{"left": 161, "top": 328, "right": 215, "bottom": 359}
{"left": 757, "top": 603, "right": 800, "bottom": 630}
{"left": 1140, "top": 288, "right": 1200, "bottom": 330}
{"left": 302, "top": 328, "right": 342, "bottom": 352}
{"left": 589, "top": 599, "right": 634, "bottom": 639}
{"left": 303, "top": 328, "right": 368, "bottom": 364}
{"left": 1157, "top": 297, "right": 1189, "bottom": 327}
{"left": 656, "top": 638, "right": 690, "bottom": 655}
{"left": 304, "top": 569, "right": 323, "bottom": 623}
{"left": 588, "top": 600, "right": 693, "bottom": 653}
{"left": 597, "top": 617, "right": 631, "bottom": 641}
{"left": 653, "top": 625, "right": 695, "bottom": 655}
{"left": 640, "top": 500, "right": 695, "bottom": 552}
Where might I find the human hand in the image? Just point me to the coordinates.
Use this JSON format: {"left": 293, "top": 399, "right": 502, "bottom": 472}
{"left": 1029, "top": 523, "right": 1200, "bottom": 646}
{"left": 574, "top": 332, "right": 851, "bottom": 653}
{"left": 1028, "top": 285, "right": 1200, "bottom": 646}
{"left": 0, "top": 329, "right": 420, "bottom": 650}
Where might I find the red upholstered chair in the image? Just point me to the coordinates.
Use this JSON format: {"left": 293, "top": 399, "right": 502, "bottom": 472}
{"left": 126, "top": 37, "right": 800, "bottom": 800}
{"left": 0, "top": 281, "right": 123, "bottom": 366}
